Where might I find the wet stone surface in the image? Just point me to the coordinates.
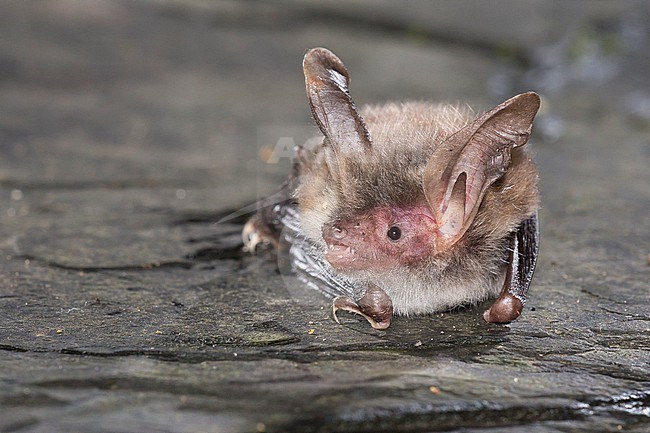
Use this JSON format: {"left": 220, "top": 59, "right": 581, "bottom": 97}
{"left": 0, "top": 1, "right": 649, "bottom": 432}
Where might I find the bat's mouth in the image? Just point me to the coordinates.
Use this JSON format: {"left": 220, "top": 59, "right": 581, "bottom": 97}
{"left": 324, "top": 241, "right": 359, "bottom": 269}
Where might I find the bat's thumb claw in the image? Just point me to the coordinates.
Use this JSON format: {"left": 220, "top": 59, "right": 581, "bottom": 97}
{"left": 242, "top": 217, "right": 276, "bottom": 253}
{"left": 331, "top": 291, "right": 393, "bottom": 330}
{"left": 332, "top": 302, "right": 343, "bottom": 325}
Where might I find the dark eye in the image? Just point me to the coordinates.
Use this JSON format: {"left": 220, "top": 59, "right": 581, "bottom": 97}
{"left": 387, "top": 226, "right": 401, "bottom": 241}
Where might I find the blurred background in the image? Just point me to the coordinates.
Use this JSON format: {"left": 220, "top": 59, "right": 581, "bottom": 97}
{"left": 0, "top": 2, "right": 649, "bottom": 432}
{"left": 1, "top": 0, "right": 648, "bottom": 211}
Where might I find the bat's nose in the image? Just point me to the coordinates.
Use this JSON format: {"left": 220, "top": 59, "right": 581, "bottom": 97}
{"left": 332, "top": 225, "right": 347, "bottom": 239}
{"left": 323, "top": 224, "right": 347, "bottom": 240}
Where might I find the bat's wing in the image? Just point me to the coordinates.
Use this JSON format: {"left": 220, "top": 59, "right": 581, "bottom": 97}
{"left": 484, "top": 211, "right": 539, "bottom": 323}
{"left": 240, "top": 156, "right": 303, "bottom": 251}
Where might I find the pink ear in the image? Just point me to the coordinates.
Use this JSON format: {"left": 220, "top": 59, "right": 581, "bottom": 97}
{"left": 423, "top": 92, "right": 541, "bottom": 250}
{"left": 303, "top": 48, "right": 372, "bottom": 156}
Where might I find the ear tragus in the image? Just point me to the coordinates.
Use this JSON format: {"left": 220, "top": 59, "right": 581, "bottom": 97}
{"left": 423, "top": 92, "right": 541, "bottom": 251}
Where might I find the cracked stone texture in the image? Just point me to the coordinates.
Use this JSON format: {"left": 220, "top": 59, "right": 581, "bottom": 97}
{"left": 1, "top": 1, "right": 649, "bottom": 432}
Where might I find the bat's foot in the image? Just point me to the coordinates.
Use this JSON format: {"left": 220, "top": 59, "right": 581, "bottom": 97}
{"left": 332, "top": 285, "right": 393, "bottom": 330}
{"left": 483, "top": 293, "right": 523, "bottom": 323}
{"left": 242, "top": 215, "right": 277, "bottom": 253}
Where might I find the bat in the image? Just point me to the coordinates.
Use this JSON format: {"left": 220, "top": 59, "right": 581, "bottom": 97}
{"left": 243, "top": 47, "right": 540, "bottom": 330}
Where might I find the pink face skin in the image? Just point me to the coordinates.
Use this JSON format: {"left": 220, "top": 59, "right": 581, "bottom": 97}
{"left": 322, "top": 204, "right": 439, "bottom": 271}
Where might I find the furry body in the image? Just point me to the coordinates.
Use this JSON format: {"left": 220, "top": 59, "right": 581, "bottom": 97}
{"left": 243, "top": 47, "right": 540, "bottom": 327}
{"left": 293, "top": 102, "right": 538, "bottom": 315}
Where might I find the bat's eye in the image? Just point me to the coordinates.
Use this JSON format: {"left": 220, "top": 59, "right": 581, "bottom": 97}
{"left": 387, "top": 226, "right": 401, "bottom": 241}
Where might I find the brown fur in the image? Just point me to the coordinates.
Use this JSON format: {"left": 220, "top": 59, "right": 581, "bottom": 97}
{"left": 245, "top": 47, "right": 539, "bottom": 317}
{"left": 294, "top": 102, "right": 538, "bottom": 315}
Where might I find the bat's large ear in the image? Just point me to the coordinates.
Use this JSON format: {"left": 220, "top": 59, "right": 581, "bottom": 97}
{"left": 303, "top": 48, "right": 372, "bottom": 155}
{"left": 423, "top": 92, "right": 540, "bottom": 251}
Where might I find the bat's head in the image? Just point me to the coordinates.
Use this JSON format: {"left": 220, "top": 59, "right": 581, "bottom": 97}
{"left": 300, "top": 48, "right": 540, "bottom": 274}
{"left": 322, "top": 204, "right": 438, "bottom": 271}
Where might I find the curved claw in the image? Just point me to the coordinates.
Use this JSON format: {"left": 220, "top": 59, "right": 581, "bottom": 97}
{"left": 332, "top": 285, "right": 393, "bottom": 330}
